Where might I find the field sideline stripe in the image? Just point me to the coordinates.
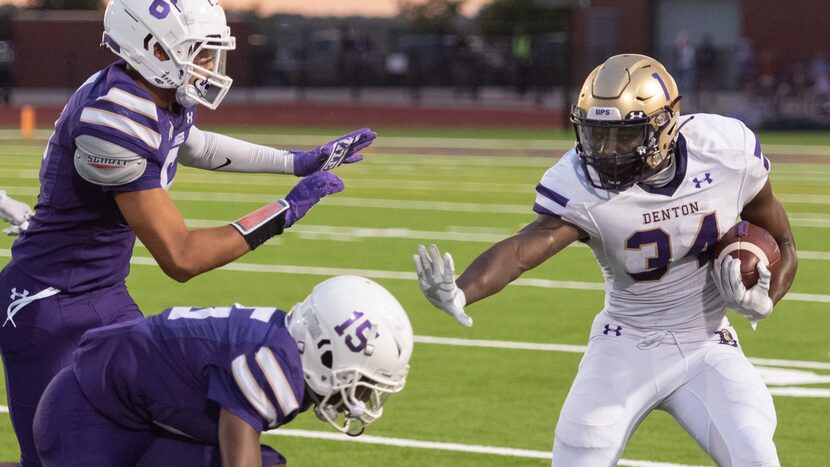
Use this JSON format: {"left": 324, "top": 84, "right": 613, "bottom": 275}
{"left": 264, "top": 428, "right": 710, "bottom": 467}
{"left": 0, "top": 250, "right": 827, "bottom": 304}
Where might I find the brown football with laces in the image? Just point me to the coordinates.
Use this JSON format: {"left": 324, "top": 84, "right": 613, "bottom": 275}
{"left": 713, "top": 221, "right": 781, "bottom": 288}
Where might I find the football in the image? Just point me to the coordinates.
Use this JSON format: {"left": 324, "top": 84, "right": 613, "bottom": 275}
{"left": 713, "top": 221, "right": 781, "bottom": 288}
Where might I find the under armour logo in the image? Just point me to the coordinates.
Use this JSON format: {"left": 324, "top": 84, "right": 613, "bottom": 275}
{"left": 186, "top": 111, "right": 194, "bottom": 125}
{"left": 603, "top": 324, "right": 622, "bottom": 336}
{"left": 715, "top": 329, "right": 738, "bottom": 347}
{"left": 10, "top": 288, "right": 28, "bottom": 300}
{"left": 692, "top": 173, "right": 713, "bottom": 188}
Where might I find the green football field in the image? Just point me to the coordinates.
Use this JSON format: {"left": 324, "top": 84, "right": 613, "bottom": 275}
{"left": 0, "top": 127, "right": 828, "bottom": 466}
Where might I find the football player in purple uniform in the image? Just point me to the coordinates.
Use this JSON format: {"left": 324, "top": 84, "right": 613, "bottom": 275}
{"left": 0, "top": 190, "right": 33, "bottom": 236}
{"left": 415, "top": 55, "right": 796, "bottom": 466}
{"left": 33, "top": 276, "right": 413, "bottom": 467}
{"left": 0, "top": 1, "right": 376, "bottom": 465}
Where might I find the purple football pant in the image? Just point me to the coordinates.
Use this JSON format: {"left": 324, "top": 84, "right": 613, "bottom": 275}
{"left": 0, "top": 264, "right": 141, "bottom": 467}
{"left": 35, "top": 368, "right": 286, "bottom": 467}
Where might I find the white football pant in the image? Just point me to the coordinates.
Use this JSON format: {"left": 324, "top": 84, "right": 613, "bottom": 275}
{"left": 552, "top": 312, "right": 779, "bottom": 467}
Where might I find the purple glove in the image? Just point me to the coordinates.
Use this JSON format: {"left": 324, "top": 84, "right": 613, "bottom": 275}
{"left": 292, "top": 128, "right": 377, "bottom": 176}
{"left": 284, "top": 171, "right": 345, "bottom": 228}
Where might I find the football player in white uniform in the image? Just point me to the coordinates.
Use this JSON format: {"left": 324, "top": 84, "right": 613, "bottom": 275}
{"left": 414, "top": 54, "right": 796, "bottom": 467}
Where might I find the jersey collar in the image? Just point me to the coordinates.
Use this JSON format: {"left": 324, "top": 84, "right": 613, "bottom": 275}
{"left": 637, "top": 134, "right": 688, "bottom": 197}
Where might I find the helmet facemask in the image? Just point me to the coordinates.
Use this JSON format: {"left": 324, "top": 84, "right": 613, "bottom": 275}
{"left": 171, "top": 34, "right": 235, "bottom": 109}
{"left": 571, "top": 54, "right": 682, "bottom": 191}
{"left": 572, "top": 101, "right": 678, "bottom": 191}
{"left": 102, "top": 0, "right": 236, "bottom": 110}
{"left": 308, "top": 368, "right": 406, "bottom": 437}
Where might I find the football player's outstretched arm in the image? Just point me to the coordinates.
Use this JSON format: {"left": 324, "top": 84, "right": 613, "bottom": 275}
{"left": 739, "top": 180, "right": 797, "bottom": 304}
{"left": 458, "top": 214, "right": 584, "bottom": 305}
{"left": 218, "top": 408, "right": 264, "bottom": 467}
{"left": 416, "top": 214, "right": 583, "bottom": 326}
{"left": 179, "top": 127, "right": 376, "bottom": 175}
{"left": 115, "top": 171, "right": 344, "bottom": 283}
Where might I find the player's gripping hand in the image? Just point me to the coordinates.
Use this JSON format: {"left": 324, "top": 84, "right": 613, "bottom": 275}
{"left": 0, "top": 190, "right": 33, "bottom": 236}
{"left": 284, "top": 172, "right": 345, "bottom": 228}
{"left": 413, "top": 244, "right": 473, "bottom": 327}
{"left": 292, "top": 128, "right": 377, "bottom": 176}
{"left": 712, "top": 256, "right": 773, "bottom": 325}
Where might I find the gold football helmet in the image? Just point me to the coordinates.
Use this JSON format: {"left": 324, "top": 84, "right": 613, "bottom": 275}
{"left": 570, "top": 54, "right": 681, "bottom": 190}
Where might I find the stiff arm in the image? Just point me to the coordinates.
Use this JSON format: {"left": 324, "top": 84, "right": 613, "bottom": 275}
{"left": 458, "top": 214, "right": 585, "bottom": 306}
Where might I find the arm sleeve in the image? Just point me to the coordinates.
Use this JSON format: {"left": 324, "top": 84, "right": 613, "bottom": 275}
{"left": 179, "top": 126, "right": 295, "bottom": 174}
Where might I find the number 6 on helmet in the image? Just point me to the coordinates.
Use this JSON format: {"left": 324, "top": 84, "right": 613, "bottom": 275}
{"left": 102, "top": 0, "right": 236, "bottom": 109}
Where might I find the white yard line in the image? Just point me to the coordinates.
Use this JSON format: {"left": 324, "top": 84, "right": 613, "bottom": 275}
{"left": 0, "top": 249, "right": 827, "bottom": 304}
{"left": 4, "top": 183, "right": 830, "bottom": 226}
{"left": 3, "top": 128, "right": 830, "bottom": 156}
{"left": 1, "top": 246, "right": 826, "bottom": 349}
{"left": 264, "top": 428, "right": 713, "bottom": 467}
{"left": 0, "top": 403, "right": 711, "bottom": 466}
{"left": 413, "top": 336, "right": 830, "bottom": 371}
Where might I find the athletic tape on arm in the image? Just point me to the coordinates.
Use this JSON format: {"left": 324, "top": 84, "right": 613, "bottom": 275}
{"left": 231, "top": 199, "right": 290, "bottom": 250}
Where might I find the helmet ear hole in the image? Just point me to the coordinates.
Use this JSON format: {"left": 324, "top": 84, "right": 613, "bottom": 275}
{"left": 321, "top": 350, "right": 333, "bottom": 369}
{"left": 153, "top": 43, "right": 170, "bottom": 62}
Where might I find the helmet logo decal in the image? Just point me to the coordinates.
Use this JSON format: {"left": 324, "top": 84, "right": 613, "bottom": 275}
{"left": 334, "top": 311, "right": 379, "bottom": 353}
{"left": 651, "top": 72, "right": 670, "bottom": 101}
{"left": 149, "top": 0, "right": 179, "bottom": 20}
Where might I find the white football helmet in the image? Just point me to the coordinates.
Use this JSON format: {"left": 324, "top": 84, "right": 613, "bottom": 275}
{"left": 287, "top": 276, "right": 413, "bottom": 436}
{"left": 102, "top": 0, "right": 236, "bottom": 109}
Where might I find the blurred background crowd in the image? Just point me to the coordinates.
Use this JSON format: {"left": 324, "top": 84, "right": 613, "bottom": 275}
{"left": 0, "top": 0, "right": 826, "bottom": 130}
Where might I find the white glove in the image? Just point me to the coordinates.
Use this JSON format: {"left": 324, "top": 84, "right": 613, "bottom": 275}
{"left": 413, "top": 244, "right": 473, "bottom": 327}
{"left": 0, "top": 191, "right": 33, "bottom": 234}
{"left": 3, "top": 222, "right": 28, "bottom": 237}
{"left": 711, "top": 256, "right": 773, "bottom": 328}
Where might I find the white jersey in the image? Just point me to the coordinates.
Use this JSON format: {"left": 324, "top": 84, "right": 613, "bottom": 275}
{"left": 534, "top": 113, "right": 770, "bottom": 331}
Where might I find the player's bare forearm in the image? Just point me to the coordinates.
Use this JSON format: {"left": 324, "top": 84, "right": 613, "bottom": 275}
{"left": 218, "top": 408, "right": 262, "bottom": 467}
{"left": 115, "top": 189, "right": 250, "bottom": 283}
{"left": 740, "top": 180, "right": 798, "bottom": 303}
{"left": 457, "top": 215, "right": 582, "bottom": 305}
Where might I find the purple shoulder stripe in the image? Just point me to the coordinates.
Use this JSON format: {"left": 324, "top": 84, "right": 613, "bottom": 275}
{"left": 753, "top": 134, "right": 763, "bottom": 159}
{"left": 533, "top": 203, "right": 562, "bottom": 218}
{"left": 535, "top": 183, "right": 569, "bottom": 207}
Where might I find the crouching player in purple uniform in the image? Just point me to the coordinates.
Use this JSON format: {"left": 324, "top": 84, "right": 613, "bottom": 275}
{"left": 0, "top": 1, "right": 377, "bottom": 465}
{"left": 33, "top": 276, "right": 413, "bottom": 466}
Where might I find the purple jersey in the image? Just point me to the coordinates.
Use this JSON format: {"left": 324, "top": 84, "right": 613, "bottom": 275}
{"left": 10, "top": 60, "right": 196, "bottom": 293}
{"left": 72, "top": 305, "right": 308, "bottom": 441}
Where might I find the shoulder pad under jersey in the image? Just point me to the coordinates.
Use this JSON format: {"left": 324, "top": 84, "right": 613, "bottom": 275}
{"left": 74, "top": 134, "right": 147, "bottom": 186}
